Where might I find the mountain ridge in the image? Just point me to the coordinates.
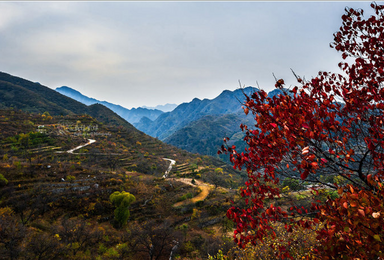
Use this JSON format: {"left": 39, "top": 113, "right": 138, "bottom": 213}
{"left": 142, "top": 103, "right": 178, "bottom": 112}
{"left": 56, "top": 86, "right": 164, "bottom": 124}
{"left": 0, "top": 71, "right": 135, "bottom": 131}
{"left": 134, "top": 86, "right": 258, "bottom": 140}
{"left": 154, "top": 87, "right": 288, "bottom": 162}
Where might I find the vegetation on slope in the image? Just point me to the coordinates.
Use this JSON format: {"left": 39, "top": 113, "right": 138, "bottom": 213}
{"left": 0, "top": 109, "right": 251, "bottom": 259}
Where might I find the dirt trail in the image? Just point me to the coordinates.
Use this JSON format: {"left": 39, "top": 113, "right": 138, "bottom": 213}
{"left": 56, "top": 139, "right": 96, "bottom": 154}
{"left": 170, "top": 178, "right": 213, "bottom": 207}
{"left": 162, "top": 158, "right": 176, "bottom": 178}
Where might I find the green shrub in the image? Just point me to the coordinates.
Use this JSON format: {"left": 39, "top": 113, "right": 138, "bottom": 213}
{"left": 281, "top": 177, "right": 304, "bottom": 191}
{"left": 177, "top": 193, "right": 193, "bottom": 202}
{"left": 0, "top": 174, "right": 8, "bottom": 186}
{"left": 66, "top": 175, "right": 76, "bottom": 182}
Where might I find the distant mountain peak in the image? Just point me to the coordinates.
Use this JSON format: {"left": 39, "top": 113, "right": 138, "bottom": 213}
{"left": 142, "top": 103, "right": 178, "bottom": 112}
{"left": 57, "top": 86, "right": 77, "bottom": 92}
{"left": 55, "top": 86, "right": 164, "bottom": 124}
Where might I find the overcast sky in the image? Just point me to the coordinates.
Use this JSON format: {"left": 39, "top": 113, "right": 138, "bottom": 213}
{"left": 0, "top": 1, "right": 375, "bottom": 109}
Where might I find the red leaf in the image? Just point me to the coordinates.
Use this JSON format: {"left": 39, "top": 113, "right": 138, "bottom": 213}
{"left": 358, "top": 209, "right": 365, "bottom": 217}
{"left": 321, "top": 158, "right": 328, "bottom": 164}
{"left": 300, "top": 170, "right": 309, "bottom": 180}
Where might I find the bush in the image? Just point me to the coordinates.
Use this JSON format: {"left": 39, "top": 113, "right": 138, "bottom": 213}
{"left": 177, "top": 193, "right": 193, "bottom": 202}
{"left": 65, "top": 175, "right": 76, "bottom": 182}
{"left": 281, "top": 177, "right": 305, "bottom": 191}
{"left": 0, "top": 174, "right": 8, "bottom": 186}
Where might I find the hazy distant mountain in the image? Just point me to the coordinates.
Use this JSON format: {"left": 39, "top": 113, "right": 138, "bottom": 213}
{"left": 0, "top": 72, "right": 134, "bottom": 130}
{"left": 136, "top": 87, "right": 288, "bottom": 161}
{"left": 134, "top": 87, "right": 258, "bottom": 140}
{"left": 56, "top": 86, "right": 164, "bottom": 124}
{"left": 142, "top": 103, "right": 178, "bottom": 112}
{"left": 163, "top": 112, "right": 254, "bottom": 158}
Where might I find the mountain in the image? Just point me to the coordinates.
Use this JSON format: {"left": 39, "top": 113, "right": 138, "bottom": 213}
{"left": 0, "top": 71, "right": 253, "bottom": 259}
{"left": 142, "top": 103, "right": 178, "bottom": 112}
{"left": 0, "top": 71, "right": 134, "bottom": 130}
{"left": 163, "top": 112, "right": 254, "bottom": 158}
{"left": 140, "top": 87, "right": 288, "bottom": 162}
{"left": 0, "top": 70, "right": 241, "bottom": 175}
{"left": 134, "top": 87, "right": 258, "bottom": 140}
{"left": 56, "top": 86, "right": 164, "bottom": 124}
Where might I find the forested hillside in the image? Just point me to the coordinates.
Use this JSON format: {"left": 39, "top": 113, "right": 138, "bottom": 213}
{"left": 0, "top": 108, "right": 248, "bottom": 259}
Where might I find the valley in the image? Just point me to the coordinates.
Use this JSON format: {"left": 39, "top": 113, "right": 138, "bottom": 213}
{"left": 0, "top": 106, "right": 246, "bottom": 259}
{"left": 0, "top": 72, "right": 254, "bottom": 259}
{"left": 56, "top": 84, "right": 287, "bottom": 163}
{"left": 0, "top": 71, "right": 321, "bottom": 259}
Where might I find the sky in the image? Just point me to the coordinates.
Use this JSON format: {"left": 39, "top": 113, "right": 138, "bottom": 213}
{"left": 0, "top": 1, "right": 376, "bottom": 109}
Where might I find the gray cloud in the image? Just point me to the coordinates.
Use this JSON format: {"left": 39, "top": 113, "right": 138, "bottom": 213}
{"left": 0, "top": 1, "right": 373, "bottom": 108}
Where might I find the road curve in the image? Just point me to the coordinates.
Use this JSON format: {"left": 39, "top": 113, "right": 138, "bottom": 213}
{"left": 56, "top": 139, "right": 96, "bottom": 154}
{"left": 162, "top": 158, "right": 176, "bottom": 178}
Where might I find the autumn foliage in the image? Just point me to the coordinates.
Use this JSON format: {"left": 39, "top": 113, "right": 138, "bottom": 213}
{"left": 220, "top": 3, "right": 384, "bottom": 259}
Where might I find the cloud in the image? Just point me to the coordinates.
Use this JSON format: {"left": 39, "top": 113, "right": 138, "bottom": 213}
{"left": 0, "top": 1, "right": 374, "bottom": 108}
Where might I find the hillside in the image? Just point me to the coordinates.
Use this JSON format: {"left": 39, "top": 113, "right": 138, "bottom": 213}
{"left": 0, "top": 72, "right": 135, "bottom": 131}
{"left": 0, "top": 71, "right": 251, "bottom": 259}
{"left": 0, "top": 107, "right": 249, "bottom": 259}
{"left": 0, "top": 71, "right": 317, "bottom": 259}
{"left": 164, "top": 113, "right": 254, "bottom": 160}
{"left": 56, "top": 86, "right": 164, "bottom": 124}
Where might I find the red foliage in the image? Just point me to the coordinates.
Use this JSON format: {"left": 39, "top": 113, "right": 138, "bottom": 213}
{"left": 219, "top": 3, "right": 384, "bottom": 259}
{"left": 314, "top": 182, "right": 384, "bottom": 259}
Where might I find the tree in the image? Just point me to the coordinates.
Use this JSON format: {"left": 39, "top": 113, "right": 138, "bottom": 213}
{"left": 109, "top": 191, "right": 136, "bottom": 228}
{"left": 7, "top": 184, "right": 53, "bottom": 225}
{"left": 219, "top": 3, "right": 384, "bottom": 259}
{"left": 125, "top": 220, "right": 182, "bottom": 260}
{"left": 55, "top": 217, "right": 102, "bottom": 257}
{"left": 203, "top": 168, "right": 226, "bottom": 189}
{"left": 22, "top": 231, "right": 63, "bottom": 260}
{"left": 0, "top": 208, "right": 26, "bottom": 260}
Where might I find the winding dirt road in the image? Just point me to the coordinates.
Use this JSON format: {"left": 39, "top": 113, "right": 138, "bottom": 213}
{"left": 170, "top": 178, "right": 213, "bottom": 207}
{"left": 162, "top": 158, "right": 176, "bottom": 178}
{"left": 56, "top": 139, "right": 96, "bottom": 154}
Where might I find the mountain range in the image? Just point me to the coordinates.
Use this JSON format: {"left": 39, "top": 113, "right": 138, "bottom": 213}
{"left": 134, "top": 87, "right": 258, "bottom": 140}
{"left": 0, "top": 71, "right": 247, "bottom": 259}
{"left": 1, "top": 70, "right": 287, "bottom": 163}
{"left": 55, "top": 86, "right": 165, "bottom": 124}
{"left": 135, "top": 87, "right": 287, "bottom": 161}
{"left": 56, "top": 83, "right": 286, "bottom": 161}
{"left": 0, "top": 70, "right": 244, "bottom": 174}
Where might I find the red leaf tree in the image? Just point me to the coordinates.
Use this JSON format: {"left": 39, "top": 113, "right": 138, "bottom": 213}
{"left": 220, "top": 3, "right": 384, "bottom": 259}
